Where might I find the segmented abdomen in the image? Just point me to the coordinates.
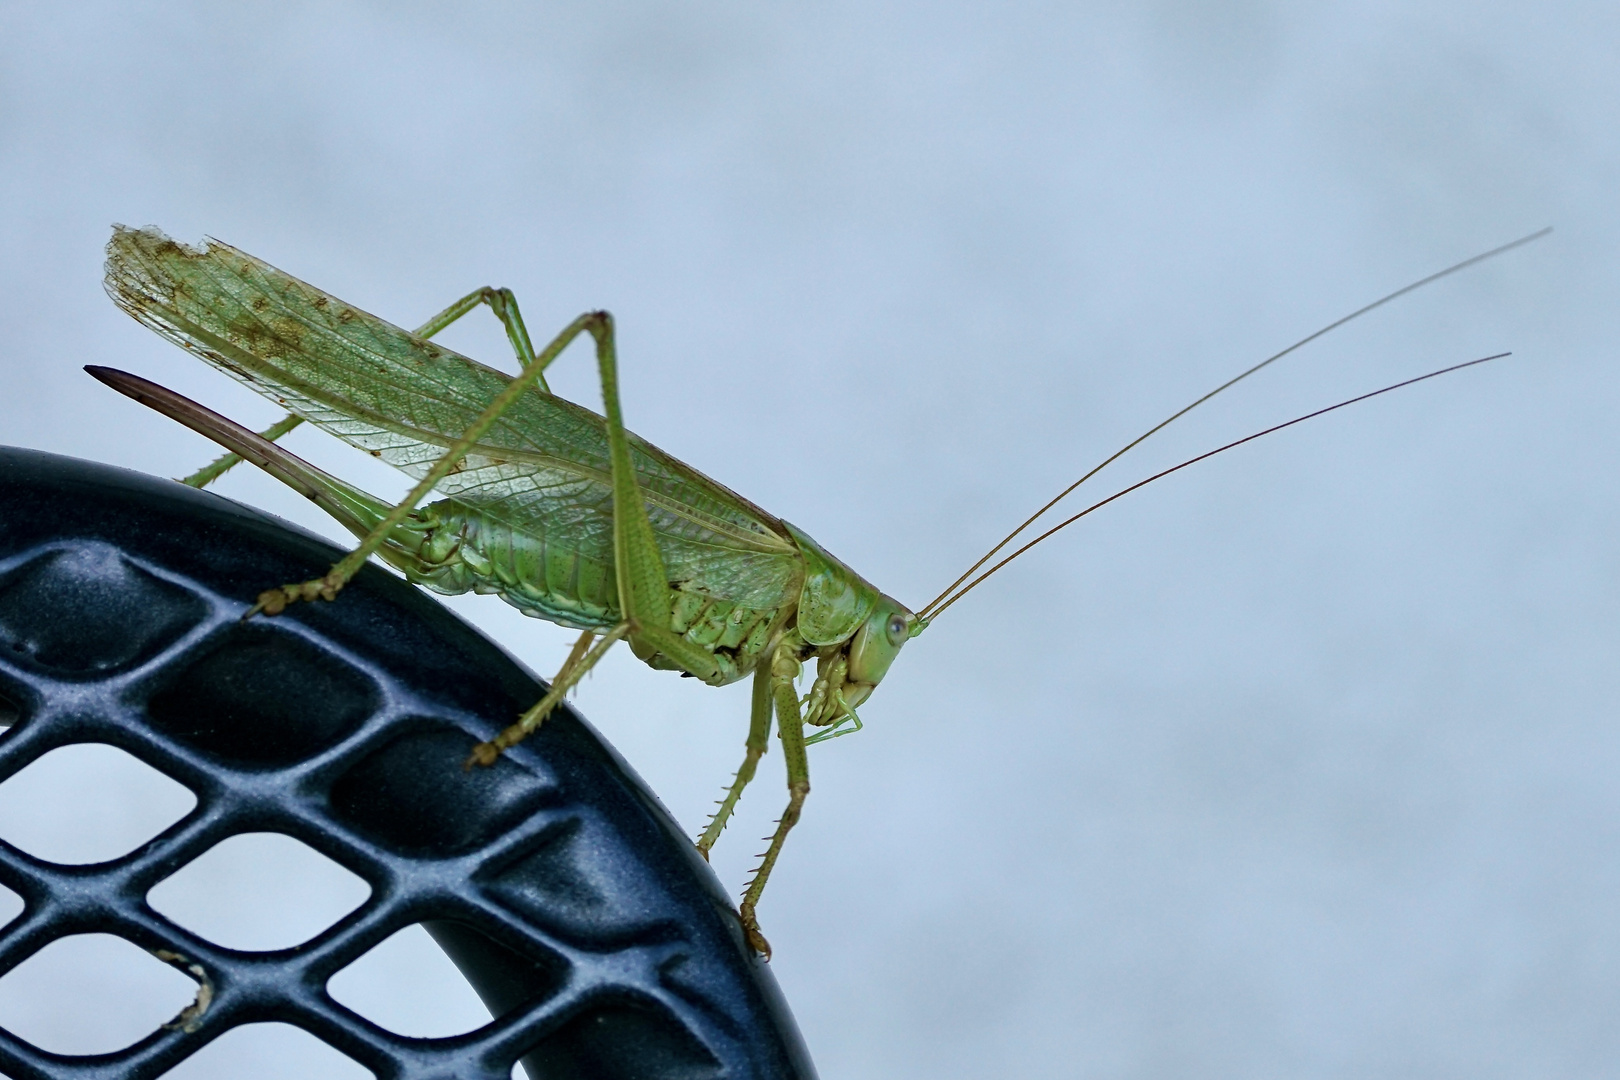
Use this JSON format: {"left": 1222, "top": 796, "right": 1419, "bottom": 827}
{"left": 383, "top": 499, "right": 782, "bottom": 684}
{"left": 391, "top": 499, "right": 619, "bottom": 630}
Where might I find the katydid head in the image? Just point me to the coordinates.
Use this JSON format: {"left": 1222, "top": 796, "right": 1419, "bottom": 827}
{"left": 842, "top": 596, "right": 918, "bottom": 702}
{"left": 800, "top": 596, "right": 919, "bottom": 736}
{"left": 784, "top": 520, "right": 924, "bottom": 726}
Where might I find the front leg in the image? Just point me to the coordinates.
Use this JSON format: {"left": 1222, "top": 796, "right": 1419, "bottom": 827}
{"left": 738, "top": 641, "right": 812, "bottom": 959}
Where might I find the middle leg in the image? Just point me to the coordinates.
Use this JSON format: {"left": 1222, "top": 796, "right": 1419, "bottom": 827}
{"left": 468, "top": 622, "right": 631, "bottom": 766}
{"left": 698, "top": 664, "right": 775, "bottom": 857}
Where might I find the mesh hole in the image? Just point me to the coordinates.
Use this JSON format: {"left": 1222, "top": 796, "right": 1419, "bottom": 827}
{"left": 0, "top": 933, "right": 199, "bottom": 1055}
{"left": 0, "top": 882, "right": 23, "bottom": 930}
{"left": 158, "top": 1022, "right": 375, "bottom": 1079}
{"left": 327, "top": 923, "right": 496, "bottom": 1038}
{"left": 0, "top": 743, "right": 196, "bottom": 864}
{"left": 147, "top": 833, "right": 371, "bottom": 951}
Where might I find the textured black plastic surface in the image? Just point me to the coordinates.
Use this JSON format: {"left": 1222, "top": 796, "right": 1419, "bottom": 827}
{"left": 0, "top": 447, "right": 814, "bottom": 1080}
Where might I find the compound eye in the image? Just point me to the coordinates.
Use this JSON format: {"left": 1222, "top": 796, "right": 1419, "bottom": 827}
{"left": 886, "top": 614, "right": 908, "bottom": 645}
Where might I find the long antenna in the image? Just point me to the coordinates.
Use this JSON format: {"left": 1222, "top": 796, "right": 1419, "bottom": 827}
{"left": 923, "top": 352, "right": 1509, "bottom": 622}
{"left": 916, "top": 228, "right": 1549, "bottom": 620}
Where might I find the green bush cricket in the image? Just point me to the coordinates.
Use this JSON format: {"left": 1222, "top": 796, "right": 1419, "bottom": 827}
{"left": 91, "top": 225, "right": 1544, "bottom": 956}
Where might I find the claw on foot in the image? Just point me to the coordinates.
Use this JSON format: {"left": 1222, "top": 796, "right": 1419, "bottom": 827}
{"left": 740, "top": 910, "right": 772, "bottom": 960}
{"left": 464, "top": 741, "right": 501, "bottom": 770}
{"left": 251, "top": 588, "right": 289, "bottom": 617}
{"left": 249, "top": 575, "right": 341, "bottom": 618}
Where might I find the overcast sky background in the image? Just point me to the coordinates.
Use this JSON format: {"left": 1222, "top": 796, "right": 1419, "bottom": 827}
{"left": 0, "top": 2, "right": 1616, "bottom": 1077}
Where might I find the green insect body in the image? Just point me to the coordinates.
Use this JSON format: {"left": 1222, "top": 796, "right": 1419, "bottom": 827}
{"left": 260, "top": 453, "right": 894, "bottom": 705}
{"left": 292, "top": 458, "right": 793, "bottom": 686}
{"left": 94, "top": 224, "right": 1540, "bottom": 957}
{"left": 97, "top": 225, "right": 917, "bottom": 955}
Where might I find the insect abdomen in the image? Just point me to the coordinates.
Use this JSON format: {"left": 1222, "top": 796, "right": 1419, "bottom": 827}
{"left": 666, "top": 587, "right": 780, "bottom": 684}
{"left": 384, "top": 499, "right": 620, "bottom": 631}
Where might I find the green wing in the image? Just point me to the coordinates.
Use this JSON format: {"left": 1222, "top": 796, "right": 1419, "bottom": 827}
{"left": 104, "top": 226, "right": 801, "bottom": 614}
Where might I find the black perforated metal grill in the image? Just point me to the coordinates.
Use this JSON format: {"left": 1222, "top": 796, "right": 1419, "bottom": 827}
{"left": 0, "top": 448, "right": 814, "bottom": 1080}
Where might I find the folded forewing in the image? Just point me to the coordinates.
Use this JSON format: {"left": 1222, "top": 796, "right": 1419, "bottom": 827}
{"left": 105, "top": 227, "right": 801, "bottom": 612}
